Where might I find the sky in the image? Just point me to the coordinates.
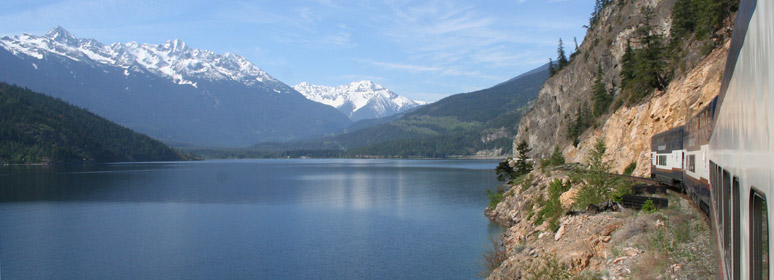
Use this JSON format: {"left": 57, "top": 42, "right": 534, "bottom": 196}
{"left": 0, "top": 0, "right": 595, "bottom": 102}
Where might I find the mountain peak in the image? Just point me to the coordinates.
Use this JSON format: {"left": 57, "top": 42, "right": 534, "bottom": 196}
{"left": 350, "top": 80, "right": 384, "bottom": 91}
{"left": 1, "top": 27, "right": 278, "bottom": 87}
{"left": 45, "top": 26, "right": 78, "bottom": 45}
{"left": 293, "top": 81, "right": 424, "bottom": 121}
{"left": 160, "top": 38, "right": 189, "bottom": 54}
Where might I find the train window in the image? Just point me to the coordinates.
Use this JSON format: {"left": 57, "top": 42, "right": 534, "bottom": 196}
{"left": 751, "top": 191, "right": 769, "bottom": 280}
{"left": 687, "top": 155, "right": 696, "bottom": 172}
{"left": 732, "top": 177, "right": 740, "bottom": 280}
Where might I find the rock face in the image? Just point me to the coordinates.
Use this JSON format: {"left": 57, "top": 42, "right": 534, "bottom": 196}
{"left": 566, "top": 42, "right": 728, "bottom": 175}
{"left": 513, "top": 0, "right": 731, "bottom": 177}
{"left": 515, "top": 0, "right": 679, "bottom": 159}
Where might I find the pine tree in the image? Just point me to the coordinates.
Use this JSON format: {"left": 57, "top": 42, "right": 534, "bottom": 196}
{"left": 557, "top": 38, "right": 569, "bottom": 69}
{"left": 670, "top": 0, "right": 697, "bottom": 39}
{"left": 620, "top": 42, "right": 635, "bottom": 82}
{"left": 568, "top": 103, "right": 592, "bottom": 146}
{"left": 592, "top": 64, "right": 612, "bottom": 117}
{"left": 514, "top": 140, "right": 533, "bottom": 177}
{"left": 588, "top": 138, "right": 610, "bottom": 172}
{"left": 548, "top": 58, "right": 556, "bottom": 76}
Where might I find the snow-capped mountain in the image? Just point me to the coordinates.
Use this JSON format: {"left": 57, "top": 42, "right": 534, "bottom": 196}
{"left": 0, "top": 26, "right": 351, "bottom": 147}
{"left": 293, "top": 81, "right": 425, "bottom": 121}
{"left": 1, "top": 26, "right": 285, "bottom": 91}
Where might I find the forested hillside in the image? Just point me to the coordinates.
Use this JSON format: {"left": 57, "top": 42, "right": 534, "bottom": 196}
{"left": 0, "top": 83, "right": 187, "bottom": 164}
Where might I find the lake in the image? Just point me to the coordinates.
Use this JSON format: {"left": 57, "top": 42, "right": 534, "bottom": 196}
{"left": 0, "top": 159, "right": 502, "bottom": 279}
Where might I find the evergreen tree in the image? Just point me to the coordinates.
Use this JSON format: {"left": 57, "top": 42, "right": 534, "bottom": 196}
{"left": 619, "top": 8, "right": 669, "bottom": 105}
{"left": 514, "top": 140, "right": 533, "bottom": 177}
{"left": 588, "top": 138, "right": 610, "bottom": 172}
{"left": 568, "top": 103, "right": 592, "bottom": 147}
{"left": 592, "top": 64, "right": 612, "bottom": 117}
{"left": 670, "top": 0, "right": 697, "bottom": 39}
{"left": 620, "top": 42, "right": 635, "bottom": 82}
{"left": 557, "top": 38, "right": 569, "bottom": 69}
{"left": 548, "top": 58, "right": 556, "bottom": 76}
{"left": 548, "top": 146, "right": 565, "bottom": 166}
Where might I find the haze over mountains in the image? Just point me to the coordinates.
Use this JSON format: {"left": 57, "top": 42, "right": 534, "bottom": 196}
{"left": 0, "top": 26, "right": 351, "bottom": 147}
{"left": 248, "top": 63, "right": 549, "bottom": 158}
{"left": 293, "top": 81, "right": 425, "bottom": 121}
{"left": 0, "top": 26, "right": 549, "bottom": 156}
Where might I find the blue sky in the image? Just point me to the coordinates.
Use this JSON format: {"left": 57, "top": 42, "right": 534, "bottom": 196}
{"left": 0, "top": 0, "right": 594, "bottom": 102}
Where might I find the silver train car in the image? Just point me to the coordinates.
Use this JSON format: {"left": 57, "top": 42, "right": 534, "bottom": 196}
{"left": 647, "top": 0, "right": 772, "bottom": 278}
{"left": 709, "top": 0, "right": 772, "bottom": 278}
{"left": 684, "top": 97, "right": 718, "bottom": 214}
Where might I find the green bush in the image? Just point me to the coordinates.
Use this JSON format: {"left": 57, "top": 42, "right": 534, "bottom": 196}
{"left": 486, "top": 186, "right": 506, "bottom": 209}
{"left": 641, "top": 199, "right": 657, "bottom": 213}
{"left": 623, "top": 161, "right": 637, "bottom": 175}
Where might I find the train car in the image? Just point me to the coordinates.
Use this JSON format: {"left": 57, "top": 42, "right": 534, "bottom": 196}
{"left": 707, "top": 0, "right": 773, "bottom": 279}
{"left": 682, "top": 97, "right": 718, "bottom": 214}
{"left": 650, "top": 126, "right": 685, "bottom": 187}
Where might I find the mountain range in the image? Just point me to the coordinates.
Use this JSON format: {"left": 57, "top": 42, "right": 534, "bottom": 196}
{"left": 293, "top": 81, "right": 425, "bottom": 121}
{"left": 0, "top": 26, "right": 351, "bottom": 147}
{"left": 245, "top": 63, "right": 549, "bottom": 158}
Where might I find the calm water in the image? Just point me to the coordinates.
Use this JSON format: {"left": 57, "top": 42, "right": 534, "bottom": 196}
{"left": 0, "top": 159, "right": 502, "bottom": 279}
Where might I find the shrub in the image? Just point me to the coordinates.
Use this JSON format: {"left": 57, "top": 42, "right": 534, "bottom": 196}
{"left": 641, "top": 199, "right": 657, "bottom": 213}
{"left": 479, "top": 234, "right": 508, "bottom": 277}
{"left": 486, "top": 186, "right": 506, "bottom": 209}
{"left": 623, "top": 161, "right": 637, "bottom": 175}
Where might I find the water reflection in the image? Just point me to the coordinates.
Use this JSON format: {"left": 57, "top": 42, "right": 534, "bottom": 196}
{"left": 0, "top": 159, "right": 502, "bottom": 280}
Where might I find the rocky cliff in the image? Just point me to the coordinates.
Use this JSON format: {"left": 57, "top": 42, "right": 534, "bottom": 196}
{"left": 485, "top": 0, "right": 737, "bottom": 278}
{"left": 513, "top": 0, "right": 731, "bottom": 171}
{"left": 566, "top": 41, "right": 727, "bottom": 175}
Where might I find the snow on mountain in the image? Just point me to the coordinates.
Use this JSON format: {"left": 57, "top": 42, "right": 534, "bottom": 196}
{"left": 293, "top": 80, "right": 425, "bottom": 121}
{"left": 0, "top": 26, "right": 284, "bottom": 90}
{"left": 0, "top": 26, "right": 352, "bottom": 147}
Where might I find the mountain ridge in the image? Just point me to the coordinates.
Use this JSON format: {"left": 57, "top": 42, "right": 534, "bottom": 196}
{"left": 0, "top": 82, "right": 187, "bottom": 164}
{"left": 0, "top": 26, "right": 351, "bottom": 148}
{"left": 293, "top": 80, "right": 425, "bottom": 121}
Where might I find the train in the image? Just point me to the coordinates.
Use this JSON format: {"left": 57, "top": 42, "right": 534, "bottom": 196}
{"left": 650, "top": 0, "right": 772, "bottom": 279}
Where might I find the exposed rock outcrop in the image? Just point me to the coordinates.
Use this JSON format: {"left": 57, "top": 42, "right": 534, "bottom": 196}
{"left": 513, "top": 0, "right": 730, "bottom": 174}
{"left": 566, "top": 41, "right": 728, "bottom": 176}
